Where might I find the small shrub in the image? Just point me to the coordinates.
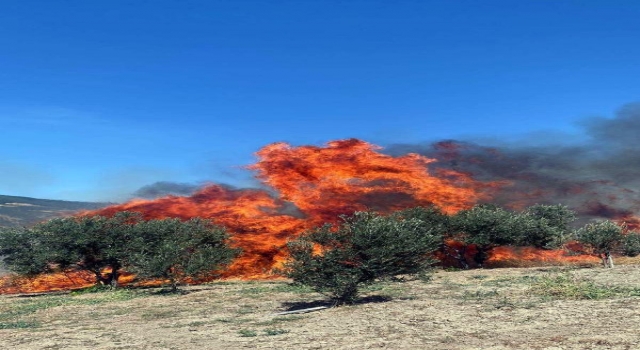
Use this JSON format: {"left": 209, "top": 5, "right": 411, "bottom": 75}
{"left": 0, "top": 321, "right": 39, "bottom": 329}
{"left": 264, "top": 328, "right": 289, "bottom": 336}
{"left": 238, "top": 329, "right": 258, "bottom": 337}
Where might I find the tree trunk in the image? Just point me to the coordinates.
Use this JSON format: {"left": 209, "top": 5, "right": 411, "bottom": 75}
{"left": 334, "top": 284, "right": 359, "bottom": 305}
{"left": 456, "top": 249, "right": 470, "bottom": 269}
{"left": 108, "top": 263, "right": 121, "bottom": 289}
{"left": 110, "top": 269, "right": 119, "bottom": 289}
{"left": 473, "top": 248, "right": 489, "bottom": 268}
{"left": 94, "top": 270, "right": 109, "bottom": 286}
{"left": 170, "top": 278, "right": 178, "bottom": 292}
{"left": 443, "top": 244, "right": 469, "bottom": 269}
{"left": 603, "top": 252, "right": 614, "bottom": 268}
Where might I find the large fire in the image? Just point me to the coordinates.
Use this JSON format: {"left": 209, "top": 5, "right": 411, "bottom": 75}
{"left": 91, "top": 139, "right": 497, "bottom": 278}
{"left": 0, "top": 138, "right": 614, "bottom": 293}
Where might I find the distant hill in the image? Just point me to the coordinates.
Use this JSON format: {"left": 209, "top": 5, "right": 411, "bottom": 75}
{"left": 0, "top": 195, "right": 110, "bottom": 227}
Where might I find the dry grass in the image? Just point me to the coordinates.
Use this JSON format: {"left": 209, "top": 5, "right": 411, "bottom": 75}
{"left": 2, "top": 265, "right": 640, "bottom": 349}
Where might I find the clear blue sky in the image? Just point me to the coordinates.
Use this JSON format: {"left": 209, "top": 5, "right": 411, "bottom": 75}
{"left": 1, "top": 0, "right": 639, "bottom": 202}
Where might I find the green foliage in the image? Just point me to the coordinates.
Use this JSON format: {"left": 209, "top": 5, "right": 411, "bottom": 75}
{"left": 453, "top": 204, "right": 521, "bottom": 247}
{"left": 448, "top": 204, "right": 577, "bottom": 268}
{"left": 129, "top": 218, "right": 240, "bottom": 290}
{"left": 0, "top": 321, "right": 39, "bottom": 329}
{"left": 451, "top": 205, "right": 522, "bottom": 267}
{"left": 283, "top": 211, "right": 441, "bottom": 305}
{"left": 0, "top": 212, "right": 240, "bottom": 288}
{"left": 530, "top": 272, "right": 640, "bottom": 300}
{"left": 622, "top": 232, "right": 640, "bottom": 257}
{"left": 0, "top": 227, "right": 51, "bottom": 276}
{"left": 575, "top": 220, "right": 623, "bottom": 268}
{"left": 238, "top": 329, "right": 258, "bottom": 337}
{"left": 264, "top": 328, "right": 289, "bottom": 336}
{"left": 520, "top": 204, "right": 575, "bottom": 249}
{"left": 576, "top": 220, "right": 623, "bottom": 253}
{"left": 393, "top": 205, "right": 451, "bottom": 236}
{"left": 0, "top": 212, "right": 143, "bottom": 286}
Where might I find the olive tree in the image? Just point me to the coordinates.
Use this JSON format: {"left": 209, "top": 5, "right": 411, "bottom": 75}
{"left": 283, "top": 211, "right": 441, "bottom": 305}
{"left": 0, "top": 212, "right": 240, "bottom": 290}
{"left": 451, "top": 205, "right": 523, "bottom": 267}
{"left": 0, "top": 212, "right": 142, "bottom": 287}
{"left": 520, "top": 204, "right": 576, "bottom": 249}
{"left": 448, "top": 204, "right": 577, "bottom": 268}
{"left": 0, "top": 227, "right": 51, "bottom": 276}
{"left": 393, "top": 206, "right": 451, "bottom": 235}
{"left": 393, "top": 206, "right": 465, "bottom": 267}
{"left": 128, "top": 218, "right": 240, "bottom": 291}
{"left": 575, "top": 220, "right": 623, "bottom": 268}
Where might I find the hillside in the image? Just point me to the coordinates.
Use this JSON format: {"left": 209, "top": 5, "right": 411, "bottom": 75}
{"left": 0, "top": 195, "right": 109, "bottom": 227}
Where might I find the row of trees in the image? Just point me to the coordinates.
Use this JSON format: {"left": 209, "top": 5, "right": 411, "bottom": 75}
{"left": 1, "top": 204, "right": 639, "bottom": 304}
{"left": 281, "top": 204, "right": 640, "bottom": 304}
{"left": 0, "top": 212, "right": 239, "bottom": 290}
{"left": 401, "top": 204, "right": 640, "bottom": 269}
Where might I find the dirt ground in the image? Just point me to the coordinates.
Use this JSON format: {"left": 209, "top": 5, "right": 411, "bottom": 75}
{"left": 1, "top": 264, "right": 640, "bottom": 350}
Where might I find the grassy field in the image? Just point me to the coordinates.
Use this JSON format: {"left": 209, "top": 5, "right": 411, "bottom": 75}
{"left": 1, "top": 263, "right": 640, "bottom": 349}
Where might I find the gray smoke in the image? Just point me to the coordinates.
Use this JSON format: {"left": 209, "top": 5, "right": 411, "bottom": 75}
{"left": 385, "top": 103, "right": 640, "bottom": 226}
{"left": 133, "top": 181, "right": 201, "bottom": 199}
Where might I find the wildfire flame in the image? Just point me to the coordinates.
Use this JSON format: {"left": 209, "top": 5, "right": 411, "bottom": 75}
{"left": 0, "top": 138, "right": 612, "bottom": 293}
{"left": 487, "top": 245, "right": 600, "bottom": 268}
{"left": 92, "top": 139, "right": 497, "bottom": 278}
{"left": 0, "top": 271, "right": 138, "bottom": 294}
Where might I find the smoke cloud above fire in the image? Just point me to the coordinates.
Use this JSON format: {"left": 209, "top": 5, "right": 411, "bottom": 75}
{"left": 133, "top": 181, "right": 202, "bottom": 199}
{"left": 386, "top": 103, "right": 640, "bottom": 228}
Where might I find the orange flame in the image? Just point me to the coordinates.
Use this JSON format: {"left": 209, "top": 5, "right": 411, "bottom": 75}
{"left": 94, "top": 139, "right": 497, "bottom": 276}
{"left": 1, "top": 139, "right": 501, "bottom": 292}
{"left": 616, "top": 214, "right": 640, "bottom": 231}
{"left": 486, "top": 245, "right": 600, "bottom": 268}
{"left": 0, "top": 271, "right": 137, "bottom": 295}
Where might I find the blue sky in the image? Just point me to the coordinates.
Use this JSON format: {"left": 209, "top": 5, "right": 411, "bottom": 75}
{"left": 1, "top": 1, "right": 639, "bottom": 202}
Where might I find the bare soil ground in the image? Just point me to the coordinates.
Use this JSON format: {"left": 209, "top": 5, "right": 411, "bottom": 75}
{"left": 1, "top": 263, "right": 640, "bottom": 350}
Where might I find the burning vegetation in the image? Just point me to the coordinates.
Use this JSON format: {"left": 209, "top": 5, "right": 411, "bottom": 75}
{"left": 2, "top": 128, "right": 640, "bottom": 294}
{"left": 85, "top": 139, "right": 500, "bottom": 279}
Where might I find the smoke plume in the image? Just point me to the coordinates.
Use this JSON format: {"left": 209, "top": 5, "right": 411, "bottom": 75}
{"left": 132, "top": 181, "right": 201, "bottom": 199}
{"left": 386, "top": 103, "right": 640, "bottom": 228}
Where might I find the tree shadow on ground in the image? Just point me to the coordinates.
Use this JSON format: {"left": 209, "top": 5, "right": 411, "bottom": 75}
{"left": 281, "top": 295, "right": 392, "bottom": 311}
